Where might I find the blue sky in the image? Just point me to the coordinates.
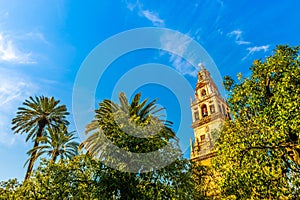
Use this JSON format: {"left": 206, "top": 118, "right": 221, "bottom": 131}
{"left": 0, "top": 0, "right": 299, "bottom": 180}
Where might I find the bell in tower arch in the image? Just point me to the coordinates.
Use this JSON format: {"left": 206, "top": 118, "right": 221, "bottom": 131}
{"left": 201, "top": 104, "right": 208, "bottom": 117}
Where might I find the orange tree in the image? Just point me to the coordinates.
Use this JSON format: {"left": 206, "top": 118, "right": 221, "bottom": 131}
{"left": 213, "top": 45, "right": 300, "bottom": 199}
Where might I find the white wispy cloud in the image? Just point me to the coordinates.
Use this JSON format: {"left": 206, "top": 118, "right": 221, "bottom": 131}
{"left": 0, "top": 69, "right": 38, "bottom": 146}
{"left": 228, "top": 30, "right": 242, "bottom": 39}
{"left": 228, "top": 29, "right": 270, "bottom": 60}
{"left": 0, "top": 33, "right": 35, "bottom": 64}
{"left": 160, "top": 32, "right": 197, "bottom": 77}
{"left": 242, "top": 45, "right": 270, "bottom": 60}
{"left": 236, "top": 40, "right": 251, "bottom": 45}
{"left": 25, "top": 31, "right": 51, "bottom": 46}
{"left": 140, "top": 10, "right": 164, "bottom": 26}
{"left": 247, "top": 45, "right": 270, "bottom": 54}
{"left": 125, "top": 1, "right": 164, "bottom": 27}
{"left": 228, "top": 29, "right": 250, "bottom": 45}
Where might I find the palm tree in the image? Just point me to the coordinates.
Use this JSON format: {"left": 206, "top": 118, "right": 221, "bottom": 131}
{"left": 26, "top": 125, "right": 79, "bottom": 164}
{"left": 12, "top": 96, "right": 69, "bottom": 180}
{"left": 80, "top": 92, "right": 179, "bottom": 199}
{"left": 81, "top": 92, "right": 176, "bottom": 157}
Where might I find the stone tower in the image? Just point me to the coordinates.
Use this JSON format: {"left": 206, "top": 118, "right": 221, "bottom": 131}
{"left": 190, "top": 63, "right": 230, "bottom": 166}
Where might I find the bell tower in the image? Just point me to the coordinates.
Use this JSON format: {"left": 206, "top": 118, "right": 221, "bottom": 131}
{"left": 190, "top": 63, "right": 230, "bottom": 166}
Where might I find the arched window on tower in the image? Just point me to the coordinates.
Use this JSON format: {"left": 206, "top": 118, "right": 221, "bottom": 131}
{"left": 222, "top": 104, "right": 226, "bottom": 115}
{"left": 210, "top": 104, "right": 215, "bottom": 114}
{"left": 201, "top": 89, "right": 207, "bottom": 97}
{"left": 198, "top": 74, "right": 203, "bottom": 81}
{"left": 201, "top": 104, "right": 208, "bottom": 117}
{"left": 194, "top": 111, "right": 199, "bottom": 121}
{"left": 200, "top": 134, "right": 205, "bottom": 142}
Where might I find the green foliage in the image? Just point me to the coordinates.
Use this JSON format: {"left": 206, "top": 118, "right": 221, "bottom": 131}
{"left": 0, "top": 155, "right": 200, "bottom": 199}
{"left": 214, "top": 45, "right": 300, "bottom": 199}
{"left": 191, "top": 162, "right": 216, "bottom": 199}
{"left": 223, "top": 75, "right": 235, "bottom": 91}
{"left": 0, "top": 179, "right": 21, "bottom": 199}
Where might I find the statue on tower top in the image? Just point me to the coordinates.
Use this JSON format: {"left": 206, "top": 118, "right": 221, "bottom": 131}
{"left": 198, "top": 62, "right": 205, "bottom": 71}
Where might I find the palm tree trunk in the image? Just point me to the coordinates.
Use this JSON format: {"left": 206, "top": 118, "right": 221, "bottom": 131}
{"left": 52, "top": 150, "right": 59, "bottom": 163}
{"left": 24, "top": 121, "right": 46, "bottom": 181}
{"left": 24, "top": 140, "right": 39, "bottom": 180}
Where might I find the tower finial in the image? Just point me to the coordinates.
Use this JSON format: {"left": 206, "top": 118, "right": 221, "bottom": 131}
{"left": 198, "top": 63, "right": 205, "bottom": 71}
